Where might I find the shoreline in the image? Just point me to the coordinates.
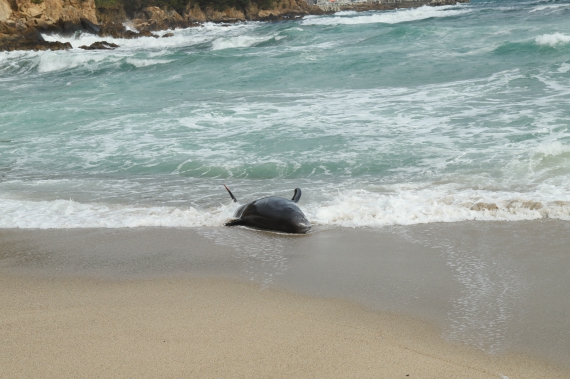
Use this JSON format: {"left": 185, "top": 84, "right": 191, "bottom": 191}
{"left": 2, "top": 221, "right": 570, "bottom": 377}
{"left": 1, "top": 0, "right": 469, "bottom": 52}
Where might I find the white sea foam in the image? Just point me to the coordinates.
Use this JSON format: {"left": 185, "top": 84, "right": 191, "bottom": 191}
{"left": 211, "top": 34, "right": 274, "bottom": 50}
{"left": 530, "top": 4, "right": 570, "bottom": 13}
{"left": 303, "top": 187, "right": 570, "bottom": 228}
{"left": 558, "top": 62, "right": 570, "bottom": 73}
{"left": 0, "top": 198, "right": 235, "bottom": 229}
{"left": 301, "top": 5, "right": 471, "bottom": 26}
{"left": 2, "top": 185, "right": 570, "bottom": 229}
{"left": 125, "top": 58, "right": 174, "bottom": 67}
{"left": 19, "top": 23, "right": 264, "bottom": 72}
{"left": 36, "top": 51, "right": 120, "bottom": 73}
{"left": 39, "top": 22, "right": 262, "bottom": 54}
{"left": 535, "top": 33, "right": 570, "bottom": 47}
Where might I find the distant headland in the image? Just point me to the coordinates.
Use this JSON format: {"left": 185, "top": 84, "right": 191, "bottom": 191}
{"left": 0, "top": 0, "right": 469, "bottom": 51}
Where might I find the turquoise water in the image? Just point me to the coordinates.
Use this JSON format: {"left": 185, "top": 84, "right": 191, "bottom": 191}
{"left": 1, "top": 0, "right": 570, "bottom": 228}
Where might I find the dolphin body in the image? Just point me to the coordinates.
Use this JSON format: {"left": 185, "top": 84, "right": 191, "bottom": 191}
{"left": 223, "top": 185, "right": 311, "bottom": 234}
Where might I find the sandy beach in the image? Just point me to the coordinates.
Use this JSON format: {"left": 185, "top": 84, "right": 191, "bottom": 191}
{"left": 1, "top": 222, "right": 570, "bottom": 378}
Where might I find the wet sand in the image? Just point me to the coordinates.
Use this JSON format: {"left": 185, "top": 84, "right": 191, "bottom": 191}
{"left": 1, "top": 221, "right": 570, "bottom": 378}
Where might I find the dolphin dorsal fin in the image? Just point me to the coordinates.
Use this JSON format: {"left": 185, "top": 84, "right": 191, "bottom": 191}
{"left": 291, "top": 188, "right": 301, "bottom": 203}
{"left": 224, "top": 184, "right": 237, "bottom": 203}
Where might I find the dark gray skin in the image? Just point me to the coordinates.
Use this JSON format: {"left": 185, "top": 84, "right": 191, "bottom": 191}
{"left": 224, "top": 185, "right": 311, "bottom": 234}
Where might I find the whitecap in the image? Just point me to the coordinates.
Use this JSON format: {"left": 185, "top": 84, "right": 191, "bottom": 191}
{"left": 211, "top": 34, "right": 274, "bottom": 50}
{"left": 301, "top": 5, "right": 471, "bottom": 26}
{"left": 529, "top": 4, "right": 570, "bottom": 13}
{"left": 535, "top": 32, "right": 570, "bottom": 47}
{"left": 36, "top": 51, "right": 118, "bottom": 73}
{"left": 125, "top": 58, "right": 174, "bottom": 67}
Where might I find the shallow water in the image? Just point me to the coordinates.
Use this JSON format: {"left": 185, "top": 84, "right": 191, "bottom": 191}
{"left": 1, "top": 0, "right": 570, "bottom": 228}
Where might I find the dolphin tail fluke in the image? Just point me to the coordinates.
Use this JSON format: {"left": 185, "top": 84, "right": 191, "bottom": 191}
{"left": 224, "top": 184, "right": 238, "bottom": 203}
{"left": 292, "top": 188, "right": 302, "bottom": 203}
{"left": 225, "top": 218, "right": 245, "bottom": 227}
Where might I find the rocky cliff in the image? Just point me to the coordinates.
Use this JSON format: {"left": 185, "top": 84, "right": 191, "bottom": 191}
{"left": 0, "top": 0, "right": 99, "bottom": 50}
{"left": 123, "top": 0, "right": 324, "bottom": 29}
{"left": 1, "top": 0, "right": 96, "bottom": 31}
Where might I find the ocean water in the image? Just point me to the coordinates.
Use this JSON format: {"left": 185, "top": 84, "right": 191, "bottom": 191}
{"left": 1, "top": 0, "right": 570, "bottom": 229}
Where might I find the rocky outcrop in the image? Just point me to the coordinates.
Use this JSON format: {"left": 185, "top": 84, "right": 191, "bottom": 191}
{"left": 79, "top": 40, "right": 118, "bottom": 50}
{"left": 0, "top": 0, "right": 99, "bottom": 50}
{"left": 97, "top": 21, "right": 157, "bottom": 38}
{"left": 0, "top": 0, "right": 12, "bottom": 22}
{"left": 10, "top": 0, "right": 97, "bottom": 32}
{"left": 96, "top": 2, "right": 127, "bottom": 24}
{"left": 132, "top": 6, "right": 198, "bottom": 32}
{"left": 0, "top": 23, "right": 71, "bottom": 51}
{"left": 246, "top": 0, "right": 324, "bottom": 21}
{"left": 184, "top": 3, "right": 207, "bottom": 22}
{"left": 202, "top": 6, "right": 246, "bottom": 22}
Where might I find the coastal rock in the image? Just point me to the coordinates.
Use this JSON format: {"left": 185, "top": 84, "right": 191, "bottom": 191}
{"left": 95, "top": 0, "right": 127, "bottom": 24}
{"left": 246, "top": 0, "right": 324, "bottom": 21}
{"left": 132, "top": 6, "right": 188, "bottom": 32}
{"left": 98, "top": 21, "right": 139, "bottom": 39}
{"left": 0, "top": 0, "right": 12, "bottom": 22}
{"left": 0, "top": 25, "right": 71, "bottom": 51}
{"left": 80, "top": 16, "right": 100, "bottom": 34}
{"left": 184, "top": 3, "right": 207, "bottom": 23}
{"left": 79, "top": 40, "right": 118, "bottom": 50}
{"left": 97, "top": 21, "right": 159, "bottom": 38}
{"left": 203, "top": 7, "right": 246, "bottom": 23}
{"left": 12, "top": 0, "right": 97, "bottom": 33}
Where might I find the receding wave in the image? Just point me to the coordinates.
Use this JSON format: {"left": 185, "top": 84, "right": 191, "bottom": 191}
{"left": 301, "top": 5, "right": 471, "bottom": 26}
{"left": 0, "top": 198, "right": 235, "bottom": 228}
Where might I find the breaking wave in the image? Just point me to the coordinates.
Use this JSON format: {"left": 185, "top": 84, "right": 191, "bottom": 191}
{"left": 535, "top": 33, "right": 570, "bottom": 47}
{"left": 2, "top": 185, "right": 570, "bottom": 229}
{"left": 301, "top": 5, "right": 471, "bottom": 26}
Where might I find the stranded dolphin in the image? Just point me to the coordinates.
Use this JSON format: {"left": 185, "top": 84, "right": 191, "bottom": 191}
{"left": 223, "top": 185, "right": 311, "bottom": 234}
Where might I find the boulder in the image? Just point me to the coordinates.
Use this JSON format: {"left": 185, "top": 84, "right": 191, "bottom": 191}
{"left": 98, "top": 21, "right": 158, "bottom": 39}
{"left": 98, "top": 21, "right": 139, "bottom": 38}
{"left": 79, "top": 40, "right": 118, "bottom": 50}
